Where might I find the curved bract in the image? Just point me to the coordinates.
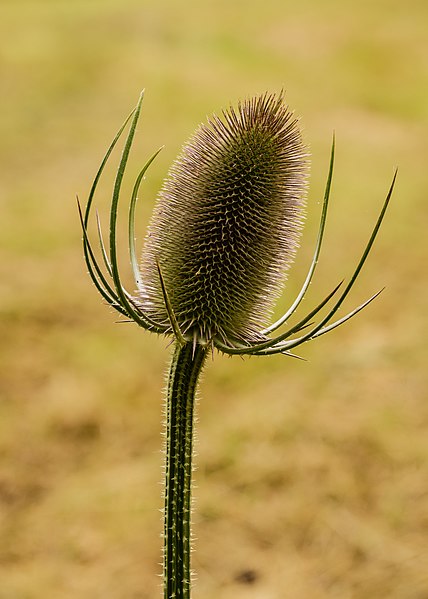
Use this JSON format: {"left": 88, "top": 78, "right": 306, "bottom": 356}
{"left": 79, "top": 91, "right": 395, "bottom": 356}
{"left": 78, "top": 92, "right": 167, "bottom": 334}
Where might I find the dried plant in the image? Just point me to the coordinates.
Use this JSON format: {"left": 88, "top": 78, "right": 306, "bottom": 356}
{"left": 79, "top": 91, "right": 395, "bottom": 598}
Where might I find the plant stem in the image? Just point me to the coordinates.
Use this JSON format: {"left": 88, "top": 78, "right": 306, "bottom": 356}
{"left": 164, "top": 341, "right": 208, "bottom": 599}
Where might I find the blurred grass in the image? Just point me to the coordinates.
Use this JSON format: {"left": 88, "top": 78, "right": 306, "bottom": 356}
{"left": 1, "top": 0, "right": 427, "bottom": 597}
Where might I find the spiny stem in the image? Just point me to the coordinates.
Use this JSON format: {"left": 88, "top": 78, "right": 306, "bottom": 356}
{"left": 164, "top": 342, "right": 208, "bottom": 598}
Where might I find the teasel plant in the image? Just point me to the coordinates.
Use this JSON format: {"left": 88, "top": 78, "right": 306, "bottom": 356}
{"left": 78, "top": 90, "right": 395, "bottom": 598}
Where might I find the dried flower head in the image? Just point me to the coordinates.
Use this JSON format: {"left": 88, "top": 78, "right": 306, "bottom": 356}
{"left": 139, "top": 93, "right": 308, "bottom": 345}
{"left": 80, "top": 90, "right": 395, "bottom": 359}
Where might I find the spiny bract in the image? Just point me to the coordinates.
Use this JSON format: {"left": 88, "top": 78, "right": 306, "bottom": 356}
{"left": 138, "top": 93, "right": 308, "bottom": 345}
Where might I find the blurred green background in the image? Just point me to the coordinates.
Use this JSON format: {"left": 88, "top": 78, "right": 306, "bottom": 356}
{"left": 1, "top": 0, "right": 427, "bottom": 597}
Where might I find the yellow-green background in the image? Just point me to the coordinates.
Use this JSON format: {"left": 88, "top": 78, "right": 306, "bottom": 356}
{"left": 1, "top": 0, "right": 427, "bottom": 597}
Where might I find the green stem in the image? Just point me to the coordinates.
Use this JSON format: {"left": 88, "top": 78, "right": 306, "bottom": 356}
{"left": 164, "top": 342, "right": 208, "bottom": 599}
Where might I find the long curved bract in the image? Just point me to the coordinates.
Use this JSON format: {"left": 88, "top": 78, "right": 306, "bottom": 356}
{"left": 80, "top": 92, "right": 168, "bottom": 333}
{"left": 108, "top": 92, "right": 168, "bottom": 332}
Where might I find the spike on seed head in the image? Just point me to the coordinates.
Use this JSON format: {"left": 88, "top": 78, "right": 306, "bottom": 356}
{"left": 138, "top": 92, "right": 309, "bottom": 345}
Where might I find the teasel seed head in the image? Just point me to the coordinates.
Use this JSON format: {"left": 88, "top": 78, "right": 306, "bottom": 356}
{"left": 80, "top": 91, "right": 395, "bottom": 599}
{"left": 138, "top": 93, "right": 308, "bottom": 345}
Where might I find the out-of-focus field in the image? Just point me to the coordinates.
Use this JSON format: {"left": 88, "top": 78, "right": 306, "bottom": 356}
{"left": 1, "top": 0, "right": 427, "bottom": 597}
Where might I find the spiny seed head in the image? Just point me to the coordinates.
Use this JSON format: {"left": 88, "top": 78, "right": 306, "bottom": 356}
{"left": 139, "top": 93, "right": 308, "bottom": 345}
